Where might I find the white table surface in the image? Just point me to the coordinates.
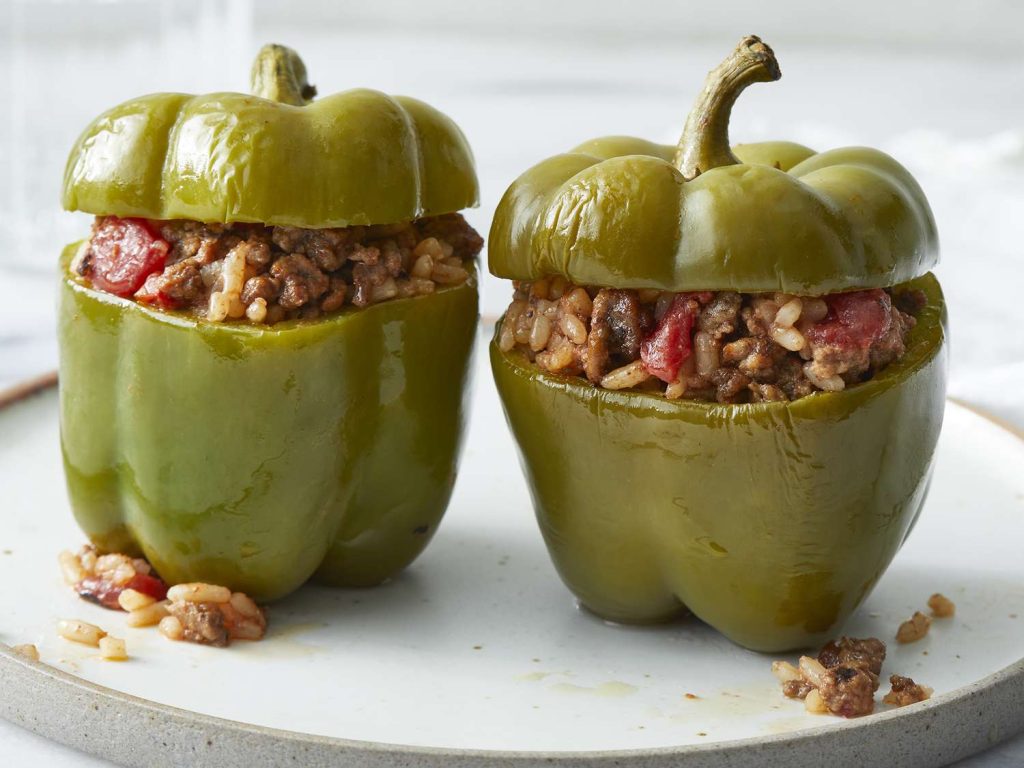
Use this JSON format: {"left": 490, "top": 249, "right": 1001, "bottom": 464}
{"left": 1, "top": 0, "right": 1022, "bottom": 764}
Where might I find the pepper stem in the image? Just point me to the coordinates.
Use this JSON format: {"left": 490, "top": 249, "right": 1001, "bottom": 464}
{"left": 250, "top": 44, "right": 317, "bottom": 105}
{"left": 674, "top": 36, "right": 780, "bottom": 180}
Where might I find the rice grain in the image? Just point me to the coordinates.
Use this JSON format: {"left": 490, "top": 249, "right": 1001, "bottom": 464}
{"left": 601, "top": 361, "right": 651, "bottom": 390}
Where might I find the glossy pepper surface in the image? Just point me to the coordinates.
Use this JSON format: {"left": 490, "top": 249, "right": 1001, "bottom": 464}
{"left": 489, "top": 37, "right": 947, "bottom": 651}
{"left": 59, "top": 46, "right": 479, "bottom": 600}
{"left": 63, "top": 45, "right": 478, "bottom": 228}
{"left": 489, "top": 51, "right": 936, "bottom": 296}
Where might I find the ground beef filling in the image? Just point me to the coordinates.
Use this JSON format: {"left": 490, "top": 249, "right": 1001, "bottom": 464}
{"left": 499, "top": 279, "right": 922, "bottom": 403}
{"left": 882, "top": 674, "right": 933, "bottom": 707}
{"left": 773, "top": 636, "right": 888, "bottom": 718}
{"left": 76, "top": 214, "right": 482, "bottom": 324}
{"left": 773, "top": 635, "right": 936, "bottom": 717}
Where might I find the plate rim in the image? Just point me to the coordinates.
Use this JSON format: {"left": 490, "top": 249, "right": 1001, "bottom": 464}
{"left": 2, "top": 643, "right": 1021, "bottom": 767}
{"left": 1, "top": 374, "right": 1022, "bottom": 767}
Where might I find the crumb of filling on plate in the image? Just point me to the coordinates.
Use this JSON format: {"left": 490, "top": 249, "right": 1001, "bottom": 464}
{"left": 772, "top": 634, "right": 937, "bottom": 717}
{"left": 882, "top": 674, "right": 933, "bottom": 707}
{"left": 59, "top": 546, "right": 266, "bottom": 648}
{"left": 772, "top": 636, "right": 886, "bottom": 718}
{"left": 11, "top": 643, "right": 40, "bottom": 661}
{"left": 896, "top": 611, "right": 932, "bottom": 644}
{"left": 928, "top": 593, "right": 956, "bottom": 618}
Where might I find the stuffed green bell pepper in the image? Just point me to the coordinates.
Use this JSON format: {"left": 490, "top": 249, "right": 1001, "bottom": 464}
{"left": 489, "top": 36, "right": 947, "bottom": 652}
{"left": 59, "top": 44, "right": 481, "bottom": 602}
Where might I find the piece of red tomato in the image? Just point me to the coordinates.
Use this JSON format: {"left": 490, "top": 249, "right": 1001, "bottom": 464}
{"left": 640, "top": 294, "right": 704, "bottom": 383}
{"left": 126, "top": 572, "right": 169, "bottom": 602}
{"left": 75, "top": 571, "right": 168, "bottom": 611}
{"left": 86, "top": 216, "right": 169, "bottom": 297}
{"left": 804, "top": 289, "right": 892, "bottom": 350}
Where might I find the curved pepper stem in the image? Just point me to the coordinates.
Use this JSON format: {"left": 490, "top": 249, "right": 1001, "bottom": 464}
{"left": 674, "top": 36, "right": 780, "bottom": 180}
{"left": 250, "top": 43, "right": 317, "bottom": 105}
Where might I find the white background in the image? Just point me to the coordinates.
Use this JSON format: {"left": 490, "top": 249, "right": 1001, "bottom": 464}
{"left": 1, "top": 0, "right": 1022, "bottom": 765}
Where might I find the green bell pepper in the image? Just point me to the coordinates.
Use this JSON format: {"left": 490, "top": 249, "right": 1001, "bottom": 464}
{"left": 489, "top": 44, "right": 936, "bottom": 296}
{"left": 63, "top": 44, "right": 478, "bottom": 228}
{"left": 58, "top": 45, "right": 479, "bottom": 600}
{"left": 488, "top": 36, "right": 948, "bottom": 651}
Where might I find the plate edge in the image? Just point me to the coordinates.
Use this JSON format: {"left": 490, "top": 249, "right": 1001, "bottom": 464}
{"left": 0, "top": 647, "right": 1021, "bottom": 767}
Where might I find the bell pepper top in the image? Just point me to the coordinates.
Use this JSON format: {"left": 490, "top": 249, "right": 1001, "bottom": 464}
{"left": 249, "top": 43, "right": 318, "bottom": 106}
{"left": 488, "top": 36, "right": 938, "bottom": 295}
{"left": 62, "top": 44, "right": 479, "bottom": 228}
{"left": 673, "top": 35, "right": 781, "bottom": 180}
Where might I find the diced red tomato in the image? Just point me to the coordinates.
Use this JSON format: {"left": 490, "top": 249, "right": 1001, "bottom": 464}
{"left": 804, "top": 289, "right": 893, "bottom": 350}
{"left": 640, "top": 293, "right": 704, "bottom": 383}
{"left": 86, "top": 216, "right": 169, "bottom": 297}
{"left": 127, "top": 572, "right": 169, "bottom": 602}
{"left": 75, "top": 571, "right": 168, "bottom": 611}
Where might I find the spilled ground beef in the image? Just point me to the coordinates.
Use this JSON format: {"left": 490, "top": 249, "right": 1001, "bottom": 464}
{"left": 882, "top": 674, "right": 933, "bottom": 707}
{"left": 75, "top": 214, "right": 482, "bottom": 324}
{"left": 773, "top": 635, "right": 933, "bottom": 717}
{"left": 773, "top": 636, "right": 887, "bottom": 718}
{"left": 499, "top": 278, "right": 922, "bottom": 403}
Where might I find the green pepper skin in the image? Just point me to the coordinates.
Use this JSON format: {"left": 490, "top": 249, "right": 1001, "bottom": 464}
{"left": 59, "top": 245, "right": 478, "bottom": 600}
{"left": 62, "top": 91, "right": 478, "bottom": 229}
{"left": 488, "top": 137, "right": 938, "bottom": 295}
{"left": 491, "top": 275, "right": 946, "bottom": 652}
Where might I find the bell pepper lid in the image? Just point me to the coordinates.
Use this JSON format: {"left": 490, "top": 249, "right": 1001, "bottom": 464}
{"left": 62, "top": 44, "right": 479, "bottom": 228}
{"left": 488, "top": 36, "right": 938, "bottom": 295}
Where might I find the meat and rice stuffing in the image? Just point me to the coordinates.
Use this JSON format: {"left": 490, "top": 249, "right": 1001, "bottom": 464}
{"left": 498, "top": 279, "right": 925, "bottom": 403}
{"left": 882, "top": 674, "right": 933, "bottom": 707}
{"left": 74, "top": 213, "right": 482, "bottom": 324}
{"left": 773, "top": 635, "right": 936, "bottom": 717}
{"left": 772, "top": 636, "right": 887, "bottom": 718}
{"left": 59, "top": 546, "right": 266, "bottom": 647}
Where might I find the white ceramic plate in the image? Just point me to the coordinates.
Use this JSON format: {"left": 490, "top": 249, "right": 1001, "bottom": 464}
{"left": 1, "top": 341, "right": 1023, "bottom": 767}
